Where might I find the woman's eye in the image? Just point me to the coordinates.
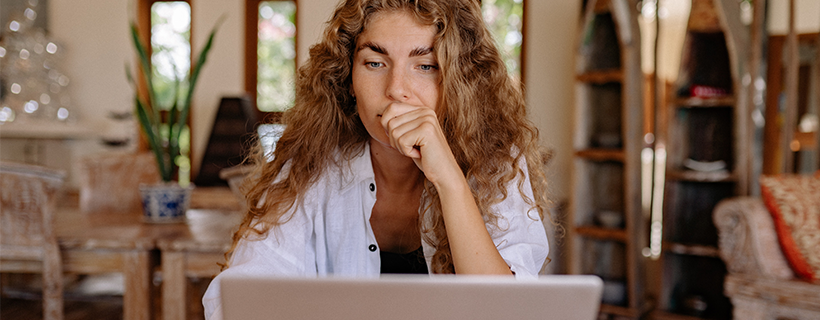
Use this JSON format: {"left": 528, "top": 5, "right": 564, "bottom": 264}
{"left": 419, "top": 64, "right": 438, "bottom": 72}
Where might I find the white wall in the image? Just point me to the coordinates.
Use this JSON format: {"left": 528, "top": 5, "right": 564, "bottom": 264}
{"left": 189, "top": 0, "right": 245, "bottom": 174}
{"left": 49, "top": 0, "right": 132, "bottom": 138}
{"left": 42, "top": 0, "right": 580, "bottom": 199}
{"left": 525, "top": 0, "right": 582, "bottom": 202}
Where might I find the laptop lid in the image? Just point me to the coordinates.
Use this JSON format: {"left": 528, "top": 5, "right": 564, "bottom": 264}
{"left": 220, "top": 275, "right": 603, "bottom": 320}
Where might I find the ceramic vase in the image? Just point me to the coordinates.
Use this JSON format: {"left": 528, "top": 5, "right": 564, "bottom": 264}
{"left": 139, "top": 182, "right": 194, "bottom": 223}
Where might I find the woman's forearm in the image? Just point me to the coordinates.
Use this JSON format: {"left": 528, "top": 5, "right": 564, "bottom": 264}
{"left": 434, "top": 176, "right": 512, "bottom": 275}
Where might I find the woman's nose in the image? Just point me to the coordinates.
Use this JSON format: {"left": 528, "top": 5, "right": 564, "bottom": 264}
{"left": 386, "top": 67, "right": 410, "bottom": 101}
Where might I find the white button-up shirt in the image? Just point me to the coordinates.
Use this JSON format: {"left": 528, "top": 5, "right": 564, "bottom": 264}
{"left": 203, "top": 143, "right": 549, "bottom": 320}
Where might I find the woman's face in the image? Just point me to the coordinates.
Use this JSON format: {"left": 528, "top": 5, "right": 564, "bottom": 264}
{"left": 351, "top": 10, "right": 440, "bottom": 148}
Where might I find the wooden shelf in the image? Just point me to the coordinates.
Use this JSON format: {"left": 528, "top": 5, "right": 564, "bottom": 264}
{"left": 574, "top": 148, "right": 625, "bottom": 162}
{"left": 673, "top": 96, "right": 736, "bottom": 108}
{"left": 574, "top": 226, "right": 627, "bottom": 242}
{"left": 664, "top": 242, "right": 721, "bottom": 258}
{"left": 665, "top": 169, "right": 736, "bottom": 182}
{"left": 576, "top": 70, "right": 623, "bottom": 84}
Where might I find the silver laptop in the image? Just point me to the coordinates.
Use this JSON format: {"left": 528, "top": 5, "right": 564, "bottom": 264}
{"left": 220, "top": 274, "right": 603, "bottom": 320}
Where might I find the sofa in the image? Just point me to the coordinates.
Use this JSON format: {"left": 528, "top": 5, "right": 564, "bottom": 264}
{"left": 713, "top": 174, "right": 820, "bottom": 320}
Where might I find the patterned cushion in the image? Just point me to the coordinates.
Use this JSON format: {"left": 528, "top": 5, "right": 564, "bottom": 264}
{"left": 759, "top": 174, "right": 820, "bottom": 282}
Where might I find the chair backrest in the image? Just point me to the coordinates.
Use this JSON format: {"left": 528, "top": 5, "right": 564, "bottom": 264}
{"left": 1, "top": 162, "right": 65, "bottom": 255}
{"left": 0, "top": 161, "right": 66, "bottom": 320}
{"left": 78, "top": 152, "right": 160, "bottom": 213}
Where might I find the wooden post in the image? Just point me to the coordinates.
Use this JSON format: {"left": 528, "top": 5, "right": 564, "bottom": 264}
{"left": 163, "top": 251, "right": 188, "bottom": 320}
{"left": 123, "top": 251, "right": 152, "bottom": 320}
{"left": 813, "top": 32, "right": 820, "bottom": 168}
{"left": 744, "top": 0, "right": 765, "bottom": 193}
{"left": 781, "top": 0, "right": 799, "bottom": 173}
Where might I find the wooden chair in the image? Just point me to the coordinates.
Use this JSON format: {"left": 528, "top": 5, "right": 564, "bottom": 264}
{"left": 0, "top": 162, "right": 66, "bottom": 320}
{"left": 78, "top": 152, "right": 159, "bottom": 213}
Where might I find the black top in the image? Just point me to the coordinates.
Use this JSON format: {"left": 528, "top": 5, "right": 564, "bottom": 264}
{"left": 380, "top": 246, "right": 428, "bottom": 274}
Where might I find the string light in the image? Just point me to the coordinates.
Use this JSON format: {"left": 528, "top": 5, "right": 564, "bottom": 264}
{"left": 0, "top": 4, "right": 74, "bottom": 123}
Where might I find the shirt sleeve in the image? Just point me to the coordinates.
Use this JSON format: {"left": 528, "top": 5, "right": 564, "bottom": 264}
{"left": 488, "top": 157, "right": 550, "bottom": 279}
{"left": 202, "top": 198, "right": 316, "bottom": 320}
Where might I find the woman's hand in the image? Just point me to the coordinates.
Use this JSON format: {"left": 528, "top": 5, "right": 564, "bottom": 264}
{"left": 379, "top": 102, "right": 461, "bottom": 186}
{"left": 380, "top": 101, "right": 513, "bottom": 275}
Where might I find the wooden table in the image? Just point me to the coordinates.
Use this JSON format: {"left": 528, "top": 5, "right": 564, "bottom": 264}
{"left": 157, "top": 209, "right": 241, "bottom": 320}
{"left": 55, "top": 208, "right": 240, "bottom": 320}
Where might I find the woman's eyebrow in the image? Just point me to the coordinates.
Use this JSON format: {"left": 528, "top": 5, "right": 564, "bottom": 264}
{"left": 357, "top": 41, "right": 387, "bottom": 54}
{"left": 356, "top": 42, "right": 433, "bottom": 58}
{"left": 409, "top": 46, "right": 433, "bottom": 57}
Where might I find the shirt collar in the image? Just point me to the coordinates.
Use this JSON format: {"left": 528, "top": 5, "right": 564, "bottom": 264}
{"left": 338, "top": 142, "right": 375, "bottom": 192}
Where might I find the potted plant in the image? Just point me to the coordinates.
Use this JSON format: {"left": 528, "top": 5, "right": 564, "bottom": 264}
{"left": 126, "top": 18, "right": 221, "bottom": 223}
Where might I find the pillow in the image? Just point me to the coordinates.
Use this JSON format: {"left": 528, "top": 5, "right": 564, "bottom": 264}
{"left": 759, "top": 174, "right": 820, "bottom": 282}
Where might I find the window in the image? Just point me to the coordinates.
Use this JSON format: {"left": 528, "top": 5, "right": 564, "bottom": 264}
{"left": 149, "top": 2, "right": 192, "bottom": 109}
{"left": 246, "top": 0, "right": 295, "bottom": 161}
{"left": 245, "top": 0, "right": 297, "bottom": 120}
{"left": 482, "top": 0, "right": 526, "bottom": 82}
{"left": 138, "top": 0, "right": 193, "bottom": 183}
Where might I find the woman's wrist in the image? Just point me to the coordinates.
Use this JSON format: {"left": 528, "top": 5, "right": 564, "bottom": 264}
{"left": 428, "top": 164, "right": 469, "bottom": 196}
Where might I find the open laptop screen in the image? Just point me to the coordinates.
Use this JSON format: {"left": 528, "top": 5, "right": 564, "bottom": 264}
{"left": 221, "top": 274, "right": 603, "bottom": 320}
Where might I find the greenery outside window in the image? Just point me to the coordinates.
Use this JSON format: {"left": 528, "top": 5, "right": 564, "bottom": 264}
{"left": 482, "top": 0, "right": 525, "bottom": 82}
{"left": 257, "top": 1, "right": 296, "bottom": 113}
{"left": 246, "top": 0, "right": 297, "bottom": 119}
{"left": 139, "top": 0, "right": 193, "bottom": 183}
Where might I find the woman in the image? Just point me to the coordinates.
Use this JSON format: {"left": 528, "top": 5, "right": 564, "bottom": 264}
{"left": 203, "top": 0, "right": 550, "bottom": 318}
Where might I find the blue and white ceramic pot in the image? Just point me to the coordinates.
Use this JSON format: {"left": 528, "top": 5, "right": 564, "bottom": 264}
{"left": 139, "top": 182, "right": 194, "bottom": 223}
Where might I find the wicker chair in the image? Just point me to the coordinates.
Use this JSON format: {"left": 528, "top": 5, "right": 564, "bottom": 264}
{"left": 714, "top": 197, "right": 820, "bottom": 320}
{"left": 0, "top": 162, "right": 66, "bottom": 320}
{"left": 78, "top": 152, "right": 159, "bottom": 213}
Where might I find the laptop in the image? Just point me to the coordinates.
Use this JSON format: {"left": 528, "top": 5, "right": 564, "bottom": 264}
{"left": 220, "top": 274, "right": 603, "bottom": 320}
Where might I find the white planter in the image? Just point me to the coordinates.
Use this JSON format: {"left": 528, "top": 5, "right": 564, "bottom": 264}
{"left": 139, "top": 182, "right": 194, "bottom": 223}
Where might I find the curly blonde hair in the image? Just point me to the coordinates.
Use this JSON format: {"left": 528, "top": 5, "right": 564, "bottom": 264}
{"left": 228, "top": 0, "right": 550, "bottom": 274}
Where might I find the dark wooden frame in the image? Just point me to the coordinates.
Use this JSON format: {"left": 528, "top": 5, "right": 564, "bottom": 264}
{"left": 135, "top": 0, "right": 195, "bottom": 161}
{"left": 244, "top": 0, "right": 298, "bottom": 124}
{"left": 763, "top": 33, "right": 820, "bottom": 175}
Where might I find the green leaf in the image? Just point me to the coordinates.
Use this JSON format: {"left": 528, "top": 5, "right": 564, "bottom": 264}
{"left": 168, "top": 69, "right": 181, "bottom": 153}
{"left": 128, "top": 15, "right": 223, "bottom": 183}
{"left": 129, "top": 23, "right": 158, "bottom": 113}
{"left": 175, "top": 15, "right": 225, "bottom": 145}
{"left": 135, "top": 95, "right": 171, "bottom": 181}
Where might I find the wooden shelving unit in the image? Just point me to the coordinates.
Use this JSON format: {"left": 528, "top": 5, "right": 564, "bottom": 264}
{"left": 568, "top": 1, "right": 758, "bottom": 319}
{"left": 649, "top": 0, "right": 749, "bottom": 319}
{"left": 568, "top": 0, "right": 645, "bottom": 318}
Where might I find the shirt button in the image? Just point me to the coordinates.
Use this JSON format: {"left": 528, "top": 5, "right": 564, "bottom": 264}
{"left": 369, "top": 183, "right": 375, "bottom": 192}
{"left": 368, "top": 244, "right": 377, "bottom": 252}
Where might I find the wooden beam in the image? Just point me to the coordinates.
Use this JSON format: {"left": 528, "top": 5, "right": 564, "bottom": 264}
{"left": 781, "top": 0, "right": 799, "bottom": 172}
{"left": 813, "top": 32, "right": 820, "bottom": 168}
